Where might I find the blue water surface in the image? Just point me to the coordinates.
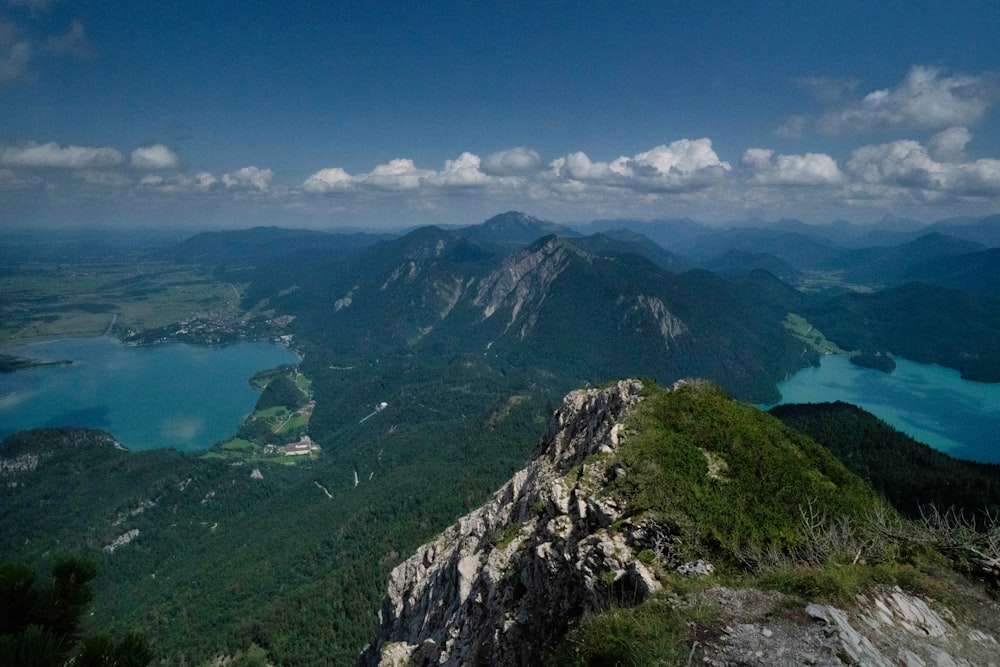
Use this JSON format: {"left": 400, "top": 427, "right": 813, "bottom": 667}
{"left": 769, "top": 354, "right": 1000, "bottom": 464}
{"left": 0, "top": 336, "right": 298, "bottom": 451}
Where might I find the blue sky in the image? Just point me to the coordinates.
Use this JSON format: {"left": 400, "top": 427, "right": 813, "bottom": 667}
{"left": 2, "top": 1, "right": 999, "bottom": 230}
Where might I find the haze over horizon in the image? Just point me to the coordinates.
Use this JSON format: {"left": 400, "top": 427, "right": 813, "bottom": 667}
{"left": 2, "top": 1, "right": 999, "bottom": 231}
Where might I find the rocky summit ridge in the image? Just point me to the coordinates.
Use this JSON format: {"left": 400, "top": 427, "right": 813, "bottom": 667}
{"left": 361, "top": 380, "right": 1000, "bottom": 667}
{"left": 361, "top": 380, "right": 650, "bottom": 666}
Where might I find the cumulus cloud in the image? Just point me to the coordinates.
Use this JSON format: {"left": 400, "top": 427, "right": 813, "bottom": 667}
{"left": 131, "top": 144, "right": 179, "bottom": 170}
{"left": 950, "top": 159, "right": 1000, "bottom": 197}
{"left": 928, "top": 126, "right": 971, "bottom": 162}
{"left": 304, "top": 152, "right": 528, "bottom": 195}
{"left": 426, "top": 152, "right": 493, "bottom": 188}
{"left": 194, "top": 172, "right": 218, "bottom": 189}
{"left": 817, "top": 66, "right": 999, "bottom": 134}
{"left": 302, "top": 159, "right": 432, "bottom": 194}
{"left": 139, "top": 171, "right": 219, "bottom": 193}
{"left": 550, "top": 151, "right": 621, "bottom": 181}
{"left": 0, "top": 141, "right": 122, "bottom": 168}
{"left": 222, "top": 166, "right": 272, "bottom": 191}
{"left": 303, "top": 140, "right": 733, "bottom": 208}
{"left": 286, "top": 134, "right": 1000, "bottom": 220}
{"left": 632, "top": 139, "right": 731, "bottom": 175}
{"left": 742, "top": 148, "right": 844, "bottom": 186}
{"left": 847, "top": 140, "right": 944, "bottom": 189}
{"left": 303, "top": 167, "right": 353, "bottom": 193}
{"left": 549, "top": 139, "right": 732, "bottom": 193}
{"left": 361, "top": 158, "right": 434, "bottom": 191}
{"left": 481, "top": 147, "right": 542, "bottom": 175}
{"left": 846, "top": 135, "right": 1000, "bottom": 196}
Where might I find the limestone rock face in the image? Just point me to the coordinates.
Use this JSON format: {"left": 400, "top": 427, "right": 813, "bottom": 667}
{"left": 687, "top": 585, "right": 999, "bottom": 667}
{"left": 361, "top": 379, "right": 1000, "bottom": 667}
{"left": 361, "top": 380, "right": 652, "bottom": 666}
{"left": 473, "top": 236, "right": 571, "bottom": 324}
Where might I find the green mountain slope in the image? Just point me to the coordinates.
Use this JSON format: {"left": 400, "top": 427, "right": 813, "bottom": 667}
{"left": 0, "top": 358, "right": 559, "bottom": 664}
{"left": 804, "top": 282, "right": 1000, "bottom": 381}
{"left": 771, "top": 402, "right": 1000, "bottom": 517}
{"left": 265, "top": 228, "right": 815, "bottom": 404}
{"left": 363, "top": 381, "right": 999, "bottom": 667}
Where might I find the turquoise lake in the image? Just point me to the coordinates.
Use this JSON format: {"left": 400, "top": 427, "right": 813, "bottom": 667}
{"left": 769, "top": 354, "right": 1000, "bottom": 464}
{"left": 0, "top": 337, "right": 299, "bottom": 452}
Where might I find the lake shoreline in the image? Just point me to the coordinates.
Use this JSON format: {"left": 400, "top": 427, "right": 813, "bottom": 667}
{"left": 767, "top": 354, "right": 1000, "bottom": 464}
{"left": 0, "top": 336, "right": 300, "bottom": 453}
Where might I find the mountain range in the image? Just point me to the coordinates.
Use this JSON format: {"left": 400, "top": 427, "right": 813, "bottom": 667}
{"left": 3, "top": 210, "right": 1000, "bottom": 665}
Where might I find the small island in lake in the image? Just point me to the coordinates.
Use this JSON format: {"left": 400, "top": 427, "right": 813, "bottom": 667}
{"left": 0, "top": 353, "right": 72, "bottom": 373}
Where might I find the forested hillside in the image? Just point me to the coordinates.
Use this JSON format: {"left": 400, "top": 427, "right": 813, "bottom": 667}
{"left": 4, "top": 213, "right": 1000, "bottom": 665}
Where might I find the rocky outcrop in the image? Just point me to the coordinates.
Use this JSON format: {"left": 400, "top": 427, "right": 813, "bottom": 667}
{"left": 473, "top": 236, "right": 573, "bottom": 324}
{"left": 804, "top": 588, "right": 999, "bottom": 667}
{"left": 362, "top": 380, "right": 1000, "bottom": 667}
{"left": 361, "top": 380, "right": 654, "bottom": 666}
{"left": 620, "top": 294, "right": 690, "bottom": 347}
{"left": 680, "top": 585, "right": 999, "bottom": 667}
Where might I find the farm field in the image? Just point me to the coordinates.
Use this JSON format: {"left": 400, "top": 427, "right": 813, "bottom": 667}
{"left": 0, "top": 256, "right": 241, "bottom": 345}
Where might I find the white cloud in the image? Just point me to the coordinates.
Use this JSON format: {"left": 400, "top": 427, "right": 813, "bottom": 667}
{"left": 548, "top": 139, "right": 731, "bottom": 194}
{"left": 302, "top": 140, "right": 732, "bottom": 212}
{"left": 131, "top": 144, "right": 179, "bottom": 170}
{"left": 816, "top": 66, "right": 998, "bottom": 134}
{"left": 138, "top": 171, "right": 218, "bottom": 193}
{"left": 928, "top": 126, "right": 971, "bottom": 162}
{"left": 551, "top": 151, "right": 619, "bottom": 181}
{"left": 846, "top": 134, "right": 1000, "bottom": 197}
{"left": 481, "top": 147, "right": 541, "bottom": 175}
{"left": 222, "top": 166, "right": 272, "bottom": 191}
{"left": 0, "top": 141, "right": 122, "bottom": 168}
{"left": 303, "top": 167, "right": 354, "bottom": 193}
{"left": 361, "top": 158, "right": 434, "bottom": 191}
{"left": 846, "top": 140, "right": 944, "bottom": 189}
{"left": 194, "top": 172, "right": 218, "bottom": 190}
{"left": 633, "top": 139, "right": 731, "bottom": 176}
{"left": 742, "top": 148, "right": 844, "bottom": 186}
{"left": 950, "top": 159, "right": 1000, "bottom": 196}
{"left": 426, "top": 152, "right": 492, "bottom": 187}
{"left": 304, "top": 152, "right": 526, "bottom": 195}
{"left": 302, "top": 158, "right": 435, "bottom": 194}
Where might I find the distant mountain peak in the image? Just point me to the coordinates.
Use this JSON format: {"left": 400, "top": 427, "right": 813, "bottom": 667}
{"left": 481, "top": 211, "right": 547, "bottom": 229}
{"left": 459, "top": 212, "right": 580, "bottom": 249}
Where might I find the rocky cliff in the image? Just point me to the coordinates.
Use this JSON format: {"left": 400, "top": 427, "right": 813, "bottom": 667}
{"left": 361, "top": 380, "right": 1000, "bottom": 667}
{"left": 362, "top": 380, "right": 652, "bottom": 666}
